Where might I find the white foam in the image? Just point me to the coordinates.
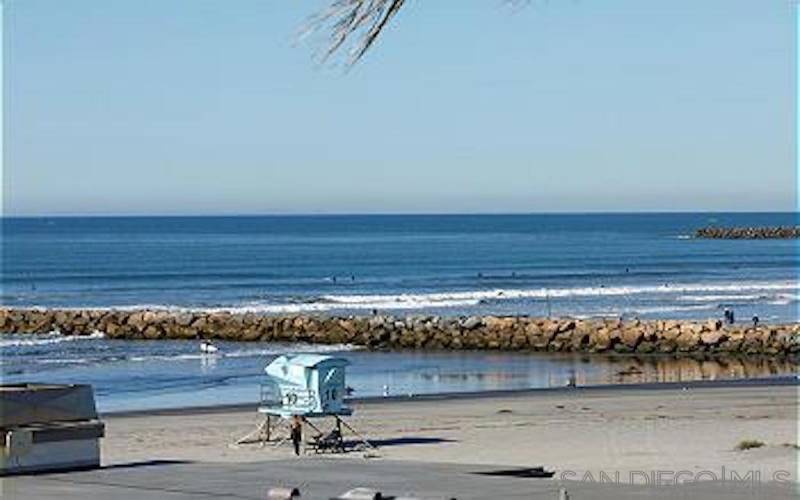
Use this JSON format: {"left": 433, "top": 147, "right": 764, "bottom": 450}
{"left": 213, "top": 298, "right": 481, "bottom": 314}
{"left": 767, "top": 293, "right": 800, "bottom": 306}
{"left": 626, "top": 304, "right": 718, "bottom": 315}
{"left": 9, "top": 280, "right": 798, "bottom": 315}
{"left": 679, "top": 294, "right": 764, "bottom": 303}
{"left": 209, "top": 281, "right": 799, "bottom": 313}
{"left": 0, "top": 331, "right": 105, "bottom": 348}
{"left": 35, "top": 358, "right": 92, "bottom": 365}
{"left": 126, "top": 344, "right": 356, "bottom": 363}
{"left": 321, "top": 281, "right": 798, "bottom": 303}
{"left": 109, "top": 304, "right": 187, "bottom": 312}
{"left": 221, "top": 344, "right": 358, "bottom": 358}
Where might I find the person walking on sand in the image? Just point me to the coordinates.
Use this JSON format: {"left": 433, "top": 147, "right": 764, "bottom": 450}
{"left": 290, "top": 415, "right": 303, "bottom": 456}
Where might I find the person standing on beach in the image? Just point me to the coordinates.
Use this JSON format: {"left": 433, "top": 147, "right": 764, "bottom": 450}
{"left": 723, "top": 308, "right": 735, "bottom": 325}
{"left": 290, "top": 415, "right": 303, "bottom": 456}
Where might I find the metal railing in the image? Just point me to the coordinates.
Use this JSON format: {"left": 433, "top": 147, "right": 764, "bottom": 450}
{"left": 259, "top": 383, "right": 318, "bottom": 412}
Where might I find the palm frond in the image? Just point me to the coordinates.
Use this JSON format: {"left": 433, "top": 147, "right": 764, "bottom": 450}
{"left": 304, "top": 0, "right": 532, "bottom": 66}
{"left": 302, "top": 0, "right": 406, "bottom": 66}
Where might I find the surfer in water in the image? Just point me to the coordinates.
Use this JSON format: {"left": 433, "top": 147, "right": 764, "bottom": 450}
{"left": 200, "top": 340, "right": 218, "bottom": 354}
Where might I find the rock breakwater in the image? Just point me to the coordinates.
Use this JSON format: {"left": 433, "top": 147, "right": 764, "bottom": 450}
{"left": 694, "top": 226, "right": 800, "bottom": 239}
{"left": 1, "top": 308, "right": 798, "bottom": 357}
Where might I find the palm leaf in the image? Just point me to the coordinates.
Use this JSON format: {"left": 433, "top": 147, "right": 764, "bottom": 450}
{"left": 303, "top": 0, "right": 406, "bottom": 66}
{"left": 303, "top": 1, "right": 529, "bottom": 66}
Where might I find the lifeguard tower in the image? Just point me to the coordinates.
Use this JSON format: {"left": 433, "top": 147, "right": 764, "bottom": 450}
{"left": 261, "top": 354, "right": 352, "bottom": 417}
{"left": 236, "top": 354, "right": 374, "bottom": 453}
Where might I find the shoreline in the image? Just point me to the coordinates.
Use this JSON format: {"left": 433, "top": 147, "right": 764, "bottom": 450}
{"left": 100, "top": 375, "right": 799, "bottom": 418}
{"left": 3, "top": 308, "right": 798, "bottom": 356}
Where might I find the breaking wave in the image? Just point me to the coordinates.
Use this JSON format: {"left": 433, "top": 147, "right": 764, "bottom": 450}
{"left": 203, "top": 280, "right": 799, "bottom": 314}
{"left": 625, "top": 304, "right": 719, "bottom": 315}
{"left": 0, "top": 331, "right": 105, "bottom": 348}
{"left": 126, "top": 343, "right": 356, "bottom": 363}
{"left": 679, "top": 294, "right": 765, "bottom": 303}
{"left": 6, "top": 281, "right": 797, "bottom": 315}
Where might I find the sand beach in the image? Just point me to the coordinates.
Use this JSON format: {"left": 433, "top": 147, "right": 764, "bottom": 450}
{"left": 10, "top": 381, "right": 796, "bottom": 499}
{"left": 101, "top": 382, "right": 798, "bottom": 477}
{"left": 8, "top": 381, "right": 768, "bottom": 499}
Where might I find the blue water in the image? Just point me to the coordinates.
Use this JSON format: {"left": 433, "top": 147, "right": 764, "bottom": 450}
{"left": 2, "top": 213, "right": 798, "bottom": 320}
{"left": 0, "top": 335, "right": 610, "bottom": 412}
{"left": 2, "top": 213, "right": 797, "bottom": 411}
{"left": 2, "top": 333, "right": 795, "bottom": 413}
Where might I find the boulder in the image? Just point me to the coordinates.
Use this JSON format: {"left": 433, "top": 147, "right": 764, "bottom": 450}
{"left": 143, "top": 325, "right": 163, "bottom": 340}
{"left": 620, "top": 328, "right": 643, "bottom": 348}
{"left": 700, "top": 330, "right": 726, "bottom": 346}
{"left": 592, "top": 328, "right": 613, "bottom": 352}
{"left": 461, "top": 316, "right": 482, "bottom": 330}
{"left": 636, "top": 341, "right": 656, "bottom": 353}
{"left": 675, "top": 331, "right": 700, "bottom": 351}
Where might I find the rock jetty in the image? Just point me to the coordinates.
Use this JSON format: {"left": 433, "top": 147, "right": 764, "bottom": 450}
{"left": 694, "top": 226, "right": 799, "bottom": 239}
{"left": 1, "top": 308, "right": 798, "bottom": 357}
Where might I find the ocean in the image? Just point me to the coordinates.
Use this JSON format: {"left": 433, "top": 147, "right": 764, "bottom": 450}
{"left": 3, "top": 213, "right": 798, "bottom": 319}
{"left": 2, "top": 213, "right": 797, "bottom": 411}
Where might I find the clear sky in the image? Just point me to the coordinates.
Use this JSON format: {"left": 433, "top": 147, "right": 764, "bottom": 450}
{"left": 4, "top": 0, "right": 796, "bottom": 215}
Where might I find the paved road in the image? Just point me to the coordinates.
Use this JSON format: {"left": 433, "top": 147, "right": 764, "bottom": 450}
{"left": 3, "top": 458, "right": 797, "bottom": 500}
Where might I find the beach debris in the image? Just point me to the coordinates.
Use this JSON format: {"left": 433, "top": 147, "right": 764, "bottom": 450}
{"left": 333, "top": 490, "right": 455, "bottom": 500}
{"left": 362, "top": 449, "right": 381, "bottom": 459}
{"left": 267, "top": 486, "right": 301, "bottom": 499}
{"left": 734, "top": 439, "right": 765, "bottom": 451}
{"left": 393, "top": 496, "right": 458, "bottom": 500}
{"left": 334, "top": 487, "right": 383, "bottom": 499}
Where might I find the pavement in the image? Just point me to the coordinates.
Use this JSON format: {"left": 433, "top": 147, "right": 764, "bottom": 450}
{"left": 3, "top": 457, "right": 798, "bottom": 500}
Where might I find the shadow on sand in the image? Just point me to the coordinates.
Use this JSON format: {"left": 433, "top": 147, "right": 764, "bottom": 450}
{"left": 101, "top": 459, "right": 194, "bottom": 471}
{"left": 364, "top": 437, "right": 457, "bottom": 448}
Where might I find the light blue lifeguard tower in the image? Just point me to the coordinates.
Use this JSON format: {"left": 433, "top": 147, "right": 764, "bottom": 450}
{"left": 236, "top": 354, "right": 374, "bottom": 453}
{"left": 260, "top": 354, "right": 352, "bottom": 417}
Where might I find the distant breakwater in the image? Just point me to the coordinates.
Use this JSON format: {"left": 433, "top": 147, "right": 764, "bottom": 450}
{"left": 1, "top": 308, "right": 798, "bottom": 357}
{"left": 694, "top": 226, "right": 799, "bottom": 239}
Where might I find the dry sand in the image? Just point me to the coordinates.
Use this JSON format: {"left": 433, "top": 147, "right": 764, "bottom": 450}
{"left": 102, "top": 384, "right": 798, "bottom": 483}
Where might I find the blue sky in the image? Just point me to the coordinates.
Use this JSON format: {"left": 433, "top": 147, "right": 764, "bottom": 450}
{"left": 4, "top": 0, "right": 796, "bottom": 215}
